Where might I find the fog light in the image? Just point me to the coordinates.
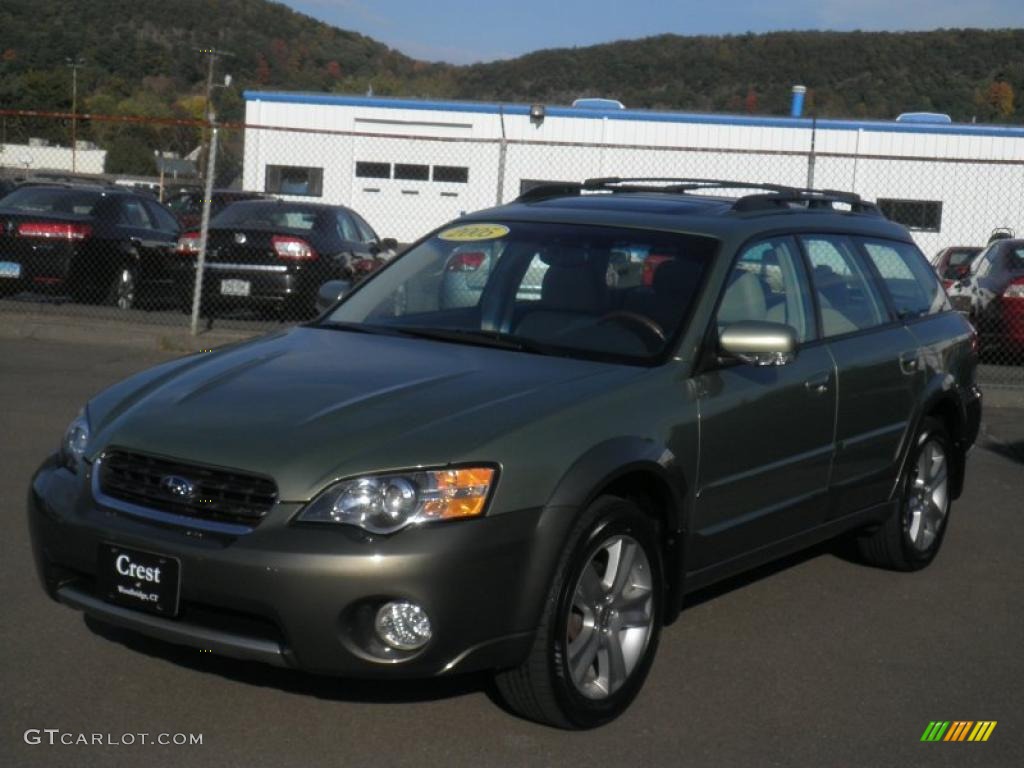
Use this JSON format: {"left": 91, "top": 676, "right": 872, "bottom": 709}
{"left": 374, "top": 601, "right": 432, "bottom": 651}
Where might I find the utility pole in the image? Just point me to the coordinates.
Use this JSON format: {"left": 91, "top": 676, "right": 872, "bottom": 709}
{"left": 195, "top": 47, "right": 233, "bottom": 182}
{"left": 66, "top": 57, "right": 85, "bottom": 173}
{"left": 190, "top": 47, "right": 232, "bottom": 336}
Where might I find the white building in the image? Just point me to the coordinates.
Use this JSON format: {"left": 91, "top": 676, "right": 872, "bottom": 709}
{"left": 0, "top": 139, "right": 107, "bottom": 175}
{"left": 243, "top": 92, "right": 1024, "bottom": 251}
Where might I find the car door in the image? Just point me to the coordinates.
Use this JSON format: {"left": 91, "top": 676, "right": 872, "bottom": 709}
{"left": 799, "top": 234, "right": 920, "bottom": 519}
{"left": 692, "top": 235, "right": 837, "bottom": 569}
{"left": 142, "top": 199, "right": 183, "bottom": 291}
{"left": 114, "top": 197, "right": 168, "bottom": 282}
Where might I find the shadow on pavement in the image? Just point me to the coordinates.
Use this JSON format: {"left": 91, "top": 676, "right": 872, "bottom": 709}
{"left": 83, "top": 615, "right": 493, "bottom": 704}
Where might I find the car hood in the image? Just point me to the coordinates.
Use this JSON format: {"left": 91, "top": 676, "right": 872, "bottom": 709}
{"left": 87, "top": 326, "right": 633, "bottom": 501}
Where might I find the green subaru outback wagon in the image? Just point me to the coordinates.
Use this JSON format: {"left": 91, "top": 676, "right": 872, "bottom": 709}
{"left": 29, "top": 179, "right": 981, "bottom": 728}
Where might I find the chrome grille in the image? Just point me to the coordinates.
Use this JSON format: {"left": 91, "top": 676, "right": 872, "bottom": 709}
{"left": 98, "top": 450, "right": 278, "bottom": 527}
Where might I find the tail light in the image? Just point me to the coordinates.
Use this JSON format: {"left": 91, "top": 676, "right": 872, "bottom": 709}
{"left": 176, "top": 231, "right": 201, "bottom": 255}
{"left": 272, "top": 235, "right": 316, "bottom": 261}
{"left": 17, "top": 221, "right": 92, "bottom": 240}
{"left": 1003, "top": 278, "right": 1024, "bottom": 299}
{"left": 445, "top": 251, "right": 485, "bottom": 272}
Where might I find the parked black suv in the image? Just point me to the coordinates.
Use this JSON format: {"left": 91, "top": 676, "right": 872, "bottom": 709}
{"left": 28, "top": 179, "right": 981, "bottom": 728}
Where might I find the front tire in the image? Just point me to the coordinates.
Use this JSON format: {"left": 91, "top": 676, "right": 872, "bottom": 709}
{"left": 495, "top": 496, "right": 663, "bottom": 729}
{"left": 856, "top": 417, "right": 953, "bottom": 571}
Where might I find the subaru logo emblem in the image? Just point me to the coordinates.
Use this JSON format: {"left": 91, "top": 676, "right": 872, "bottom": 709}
{"left": 234, "top": 232, "right": 247, "bottom": 244}
{"left": 161, "top": 475, "right": 196, "bottom": 500}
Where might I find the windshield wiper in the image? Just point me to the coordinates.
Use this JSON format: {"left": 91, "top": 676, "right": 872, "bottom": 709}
{"left": 315, "top": 321, "right": 410, "bottom": 338}
{"left": 386, "top": 327, "right": 558, "bottom": 355}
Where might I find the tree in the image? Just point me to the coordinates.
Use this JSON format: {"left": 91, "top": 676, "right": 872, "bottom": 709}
{"left": 985, "top": 81, "right": 1015, "bottom": 119}
{"left": 744, "top": 87, "right": 759, "bottom": 114}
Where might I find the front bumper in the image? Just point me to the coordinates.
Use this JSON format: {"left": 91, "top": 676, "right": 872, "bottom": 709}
{"left": 28, "top": 455, "right": 568, "bottom": 678}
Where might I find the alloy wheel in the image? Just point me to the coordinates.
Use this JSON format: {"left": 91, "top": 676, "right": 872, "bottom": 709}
{"left": 566, "top": 534, "right": 655, "bottom": 700}
{"left": 904, "top": 438, "right": 949, "bottom": 551}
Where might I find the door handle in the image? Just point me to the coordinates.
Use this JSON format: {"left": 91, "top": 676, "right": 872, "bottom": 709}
{"left": 804, "top": 372, "right": 830, "bottom": 394}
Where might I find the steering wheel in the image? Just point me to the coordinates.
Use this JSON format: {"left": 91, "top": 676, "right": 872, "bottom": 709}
{"left": 597, "top": 311, "right": 666, "bottom": 349}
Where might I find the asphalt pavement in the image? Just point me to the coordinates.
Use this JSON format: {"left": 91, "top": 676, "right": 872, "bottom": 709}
{"left": 1, "top": 337, "right": 1021, "bottom": 768}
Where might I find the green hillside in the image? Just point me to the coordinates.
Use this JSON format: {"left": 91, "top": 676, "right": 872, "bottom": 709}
{"left": 0, "top": 0, "right": 1021, "bottom": 175}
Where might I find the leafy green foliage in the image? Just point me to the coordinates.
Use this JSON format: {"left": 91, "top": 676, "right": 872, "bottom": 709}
{"left": 0, "top": 0, "right": 1021, "bottom": 175}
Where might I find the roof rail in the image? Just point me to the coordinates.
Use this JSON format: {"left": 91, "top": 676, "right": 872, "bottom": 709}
{"left": 583, "top": 177, "right": 796, "bottom": 194}
{"left": 515, "top": 176, "right": 882, "bottom": 216}
{"left": 731, "top": 189, "right": 880, "bottom": 215}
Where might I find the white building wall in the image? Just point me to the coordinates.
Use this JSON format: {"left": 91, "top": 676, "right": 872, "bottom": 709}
{"left": 0, "top": 143, "right": 107, "bottom": 174}
{"left": 243, "top": 96, "right": 1024, "bottom": 250}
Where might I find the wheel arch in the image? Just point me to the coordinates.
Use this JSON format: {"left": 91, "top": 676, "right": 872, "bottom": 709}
{"left": 546, "top": 437, "right": 691, "bottom": 624}
{"left": 899, "top": 376, "right": 970, "bottom": 501}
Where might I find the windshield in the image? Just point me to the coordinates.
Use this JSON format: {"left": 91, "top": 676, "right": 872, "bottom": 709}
{"left": 324, "top": 220, "right": 718, "bottom": 363}
{"left": 212, "top": 202, "right": 319, "bottom": 231}
{"left": 0, "top": 186, "right": 103, "bottom": 215}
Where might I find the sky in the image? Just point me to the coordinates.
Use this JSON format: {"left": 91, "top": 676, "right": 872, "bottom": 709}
{"left": 286, "top": 0, "right": 1024, "bottom": 64}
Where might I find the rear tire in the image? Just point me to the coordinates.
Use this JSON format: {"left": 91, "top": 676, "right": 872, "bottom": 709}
{"left": 494, "top": 496, "right": 663, "bottom": 729}
{"left": 107, "top": 264, "right": 138, "bottom": 310}
{"left": 856, "top": 417, "right": 953, "bottom": 571}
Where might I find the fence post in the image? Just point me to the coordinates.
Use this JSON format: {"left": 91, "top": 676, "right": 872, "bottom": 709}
{"left": 190, "top": 123, "right": 218, "bottom": 335}
{"left": 495, "top": 105, "right": 507, "bottom": 205}
{"left": 806, "top": 115, "right": 817, "bottom": 189}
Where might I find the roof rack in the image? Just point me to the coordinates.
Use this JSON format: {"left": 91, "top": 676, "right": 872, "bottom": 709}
{"left": 515, "top": 176, "right": 882, "bottom": 216}
{"left": 582, "top": 177, "right": 796, "bottom": 195}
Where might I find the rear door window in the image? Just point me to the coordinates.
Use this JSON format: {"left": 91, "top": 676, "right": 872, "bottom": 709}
{"left": 119, "top": 198, "right": 156, "bottom": 229}
{"left": 859, "top": 238, "right": 949, "bottom": 318}
{"left": 144, "top": 200, "right": 181, "bottom": 233}
{"left": 800, "top": 235, "right": 888, "bottom": 337}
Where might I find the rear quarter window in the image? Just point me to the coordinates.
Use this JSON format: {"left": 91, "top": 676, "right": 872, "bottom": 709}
{"left": 859, "top": 238, "right": 950, "bottom": 318}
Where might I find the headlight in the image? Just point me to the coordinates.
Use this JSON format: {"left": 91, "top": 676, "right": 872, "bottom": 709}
{"left": 298, "top": 467, "right": 496, "bottom": 534}
{"left": 61, "top": 409, "right": 90, "bottom": 472}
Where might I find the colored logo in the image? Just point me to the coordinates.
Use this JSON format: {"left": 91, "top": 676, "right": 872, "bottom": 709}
{"left": 921, "top": 721, "right": 997, "bottom": 742}
{"left": 161, "top": 475, "right": 196, "bottom": 500}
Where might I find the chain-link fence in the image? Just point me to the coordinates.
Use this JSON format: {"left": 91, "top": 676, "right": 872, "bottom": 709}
{"left": 1, "top": 108, "right": 1022, "bottom": 387}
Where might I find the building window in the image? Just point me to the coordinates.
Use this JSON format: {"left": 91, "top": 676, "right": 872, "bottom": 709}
{"left": 877, "top": 199, "right": 942, "bottom": 233}
{"left": 394, "top": 163, "right": 430, "bottom": 181}
{"left": 265, "top": 165, "right": 323, "bottom": 197}
{"left": 356, "top": 161, "right": 391, "bottom": 179}
{"left": 520, "top": 179, "right": 574, "bottom": 195}
{"left": 433, "top": 165, "right": 469, "bottom": 183}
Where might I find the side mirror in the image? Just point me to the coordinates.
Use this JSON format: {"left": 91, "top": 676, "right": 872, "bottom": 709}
{"left": 379, "top": 237, "right": 399, "bottom": 252}
{"left": 316, "top": 279, "right": 353, "bottom": 314}
{"left": 719, "top": 321, "right": 797, "bottom": 366}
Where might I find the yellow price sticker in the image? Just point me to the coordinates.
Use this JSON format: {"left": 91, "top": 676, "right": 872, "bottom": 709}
{"left": 437, "top": 223, "right": 510, "bottom": 242}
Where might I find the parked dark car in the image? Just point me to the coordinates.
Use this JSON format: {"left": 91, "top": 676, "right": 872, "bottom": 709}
{"left": 29, "top": 179, "right": 980, "bottom": 729}
{"left": 0, "top": 184, "right": 181, "bottom": 307}
{"left": 931, "top": 245, "right": 982, "bottom": 290}
{"left": 173, "top": 200, "right": 395, "bottom": 318}
{"left": 947, "top": 238, "right": 1024, "bottom": 355}
{"left": 164, "top": 189, "right": 270, "bottom": 230}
